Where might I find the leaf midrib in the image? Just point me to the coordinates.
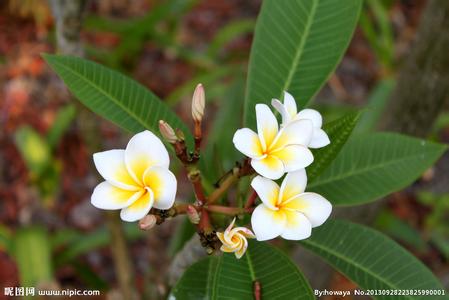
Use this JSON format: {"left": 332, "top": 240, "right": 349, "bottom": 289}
{"left": 303, "top": 239, "right": 415, "bottom": 299}
{"left": 48, "top": 57, "right": 151, "bottom": 131}
{"left": 308, "top": 147, "right": 440, "bottom": 188}
{"left": 280, "top": 0, "right": 319, "bottom": 100}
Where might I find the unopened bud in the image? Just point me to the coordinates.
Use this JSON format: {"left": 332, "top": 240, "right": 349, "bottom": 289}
{"left": 186, "top": 205, "right": 200, "bottom": 224}
{"left": 139, "top": 214, "right": 157, "bottom": 230}
{"left": 159, "top": 120, "right": 177, "bottom": 144}
{"left": 191, "top": 83, "right": 205, "bottom": 123}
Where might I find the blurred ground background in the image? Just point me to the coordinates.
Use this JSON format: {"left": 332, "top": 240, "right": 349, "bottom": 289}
{"left": 0, "top": 0, "right": 448, "bottom": 299}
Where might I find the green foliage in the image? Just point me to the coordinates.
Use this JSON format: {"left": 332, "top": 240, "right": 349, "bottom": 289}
{"left": 244, "top": 0, "right": 362, "bottom": 127}
{"left": 54, "top": 224, "right": 143, "bottom": 267}
{"left": 355, "top": 78, "right": 395, "bottom": 133}
{"left": 375, "top": 211, "right": 428, "bottom": 252}
{"left": 43, "top": 54, "right": 193, "bottom": 146}
{"left": 15, "top": 126, "right": 51, "bottom": 177}
{"left": 12, "top": 227, "right": 53, "bottom": 288}
{"left": 46, "top": 104, "right": 76, "bottom": 148}
{"left": 301, "top": 220, "right": 447, "bottom": 299}
{"left": 359, "top": 0, "right": 394, "bottom": 71}
{"left": 308, "top": 133, "right": 447, "bottom": 205}
{"left": 308, "top": 111, "right": 360, "bottom": 181}
{"left": 203, "top": 77, "right": 245, "bottom": 180}
{"left": 171, "top": 240, "right": 313, "bottom": 299}
{"left": 207, "top": 19, "right": 256, "bottom": 59}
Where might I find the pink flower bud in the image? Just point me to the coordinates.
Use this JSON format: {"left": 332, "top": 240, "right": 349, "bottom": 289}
{"left": 186, "top": 205, "right": 200, "bottom": 224}
{"left": 139, "top": 215, "right": 157, "bottom": 230}
{"left": 191, "top": 83, "right": 205, "bottom": 123}
{"left": 158, "top": 120, "right": 177, "bottom": 144}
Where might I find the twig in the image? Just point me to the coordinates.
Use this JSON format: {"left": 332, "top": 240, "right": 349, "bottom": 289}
{"left": 244, "top": 189, "right": 258, "bottom": 209}
{"left": 208, "top": 159, "right": 254, "bottom": 204}
{"left": 105, "top": 212, "right": 136, "bottom": 300}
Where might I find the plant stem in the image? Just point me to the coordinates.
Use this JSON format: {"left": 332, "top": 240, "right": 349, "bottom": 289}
{"left": 105, "top": 212, "right": 136, "bottom": 300}
{"left": 208, "top": 158, "right": 254, "bottom": 204}
{"left": 205, "top": 205, "right": 253, "bottom": 215}
{"left": 244, "top": 189, "right": 258, "bottom": 209}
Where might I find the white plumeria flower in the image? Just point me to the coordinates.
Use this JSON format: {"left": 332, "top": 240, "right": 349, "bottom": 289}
{"left": 233, "top": 104, "right": 314, "bottom": 180}
{"left": 91, "top": 130, "right": 177, "bottom": 222}
{"left": 251, "top": 169, "right": 331, "bottom": 241}
{"left": 272, "top": 91, "right": 330, "bottom": 149}
{"left": 216, "top": 218, "right": 255, "bottom": 259}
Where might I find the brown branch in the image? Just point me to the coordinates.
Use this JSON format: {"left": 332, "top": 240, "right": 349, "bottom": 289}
{"left": 205, "top": 205, "right": 253, "bottom": 215}
{"left": 208, "top": 159, "right": 254, "bottom": 204}
{"left": 244, "top": 189, "right": 258, "bottom": 209}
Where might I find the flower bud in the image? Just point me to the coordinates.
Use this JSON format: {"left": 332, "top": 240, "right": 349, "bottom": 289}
{"left": 186, "top": 205, "right": 200, "bottom": 224}
{"left": 191, "top": 83, "right": 205, "bottom": 123}
{"left": 139, "top": 214, "right": 157, "bottom": 230}
{"left": 158, "top": 120, "right": 177, "bottom": 144}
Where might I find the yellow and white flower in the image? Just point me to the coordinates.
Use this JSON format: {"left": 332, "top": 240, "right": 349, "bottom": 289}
{"left": 251, "top": 169, "right": 331, "bottom": 241}
{"left": 217, "top": 218, "right": 255, "bottom": 259}
{"left": 272, "top": 91, "right": 330, "bottom": 149}
{"left": 233, "top": 104, "right": 314, "bottom": 180}
{"left": 91, "top": 130, "right": 177, "bottom": 222}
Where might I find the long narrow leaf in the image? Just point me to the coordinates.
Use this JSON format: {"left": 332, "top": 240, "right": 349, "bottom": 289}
{"left": 43, "top": 54, "right": 192, "bottom": 144}
{"left": 301, "top": 219, "right": 447, "bottom": 299}
{"left": 244, "top": 0, "right": 362, "bottom": 127}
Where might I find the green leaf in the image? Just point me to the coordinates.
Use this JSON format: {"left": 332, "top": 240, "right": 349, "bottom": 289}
{"left": 15, "top": 126, "right": 51, "bottom": 177}
{"left": 301, "top": 219, "right": 447, "bottom": 299}
{"left": 171, "top": 240, "right": 313, "bottom": 299}
{"left": 54, "top": 224, "right": 143, "bottom": 267}
{"left": 207, "top": 19, "right": 256, "bottom": 58}
{"left": 374, "top": 211, "right": 428, "bottom": 252}
{"left": 46, "top": 104, "right": 76, "bottom": 149}
{"left": 244, "top": 0, "right": 362, "bottom": 127}
{"left": 42, "top": 54, "right": 192, "bottom": 144}
{"left": 354, "top": 78, "right": 395, "bottom": 133}
{"left": 12, "top": 227, "right": 53, "bottom": 288}
{"left": 308, "top": 132, "right": 447, "bottom": 206}
{"left": 308, "top": 111, "right": 360, "bottom": 182}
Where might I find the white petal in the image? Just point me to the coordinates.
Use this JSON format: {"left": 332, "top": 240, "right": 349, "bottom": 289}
{"left": 271, "top": 119, "right": 313, "bottom": 150}
{"left": 232, "top": 128, "right": 264, "bottom": 158}
{"left": 273, "top": 145, "right": 314, "bottom": 172}
{"left": 120, "top": 189, "right": 154, "bottom": 222}
{"left": 125, "top": 130, "right": 169, "bottom": 185}
{"left": 271, "top": 99, "right": 291, "bottom": 125}
{"left": 143, "top": 166, "right": 177, "bottom": 210}
{"left": 255, "top": 104, "right": 278, "bottom": 150}
{"left": 296, "top": 108, "right": 322, "bottom": 128}
{"left": 309, "top": 128, "right": 330, "bottom": 149}
{"left": 279, "top": 169, "right": 307, "bottom": 203}
{"left": 91, "top": 181, "right": 143, "bottom": 209}
{"left": 280, "top": 211, "right": 312, "bottom": 240}
{"left": 93, "top": 150, "right": 140, "bottom": 191}
{"left": 251, "top": 155, "right": 285, "bottom": 180}
{"left": 283, "top": 91, "right": 298, "bottom": 118}
{"left": 284, "top": 192, "right": 332, "bottom": 227}
{"left": 251, "top": 204, "right": 286, "bottom": 241}
{"left": 250, "top": 176, "right": 279, "bottom": 210}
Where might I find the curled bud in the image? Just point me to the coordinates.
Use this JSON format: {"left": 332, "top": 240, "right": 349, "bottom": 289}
{"left": 139, "top": 214, "right": 157, "bottom": 231}
{"left": 186, "top": 205, "right": 200, "bottom": 224}
{"left": 191, "top": 83, "right": 205, "bottom": 123}
{"left": 158, "top": 120, "right": 177, "bottom": 144}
